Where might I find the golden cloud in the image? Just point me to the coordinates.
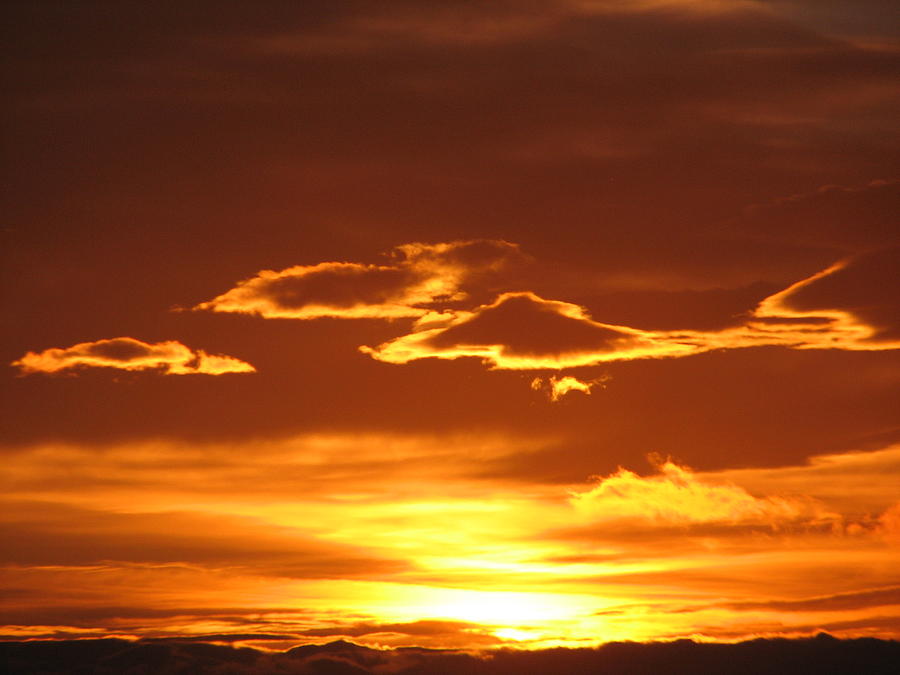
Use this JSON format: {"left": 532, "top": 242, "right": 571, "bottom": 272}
{"left": 3, "top": 434, "right": 900, "bottom": 646}
{"left": 195, "top": 240, "right": 525, "bottom": 320}
{"left": 361, "top": 252, "right": 900, "bottom": 371}
{"left": 361, "top": 292, "right": 701, "bottom": 368}
{"left": 11, "top": 337, "right": 255, "bottom": 376}
{"left": 711, "top": 445, "right": 900, "bottom": 517}
{"left": 880, "top": 503, "right": 900, "bottom": 545}
{"left": 531, "top": 375, "right": 608, "bottom": 401}
{"left": 750, "top": 247, "right": 900, "bottom": 349}
{"left": 569, "top": 458, "right": 835, "bottom": 526}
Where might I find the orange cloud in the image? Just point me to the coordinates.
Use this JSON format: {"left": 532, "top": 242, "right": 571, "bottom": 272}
{"left": 880, "top": 503, "right": 900, "bottom": 545}
{"left": 711, "top": 444, "right": 900, "bottom": 517}
{"left": 569, "top": 458, "right": 835, "bottom": 526}
{"left": 361, "top": 292, "right": 701, "bottom": 369}
{"left": 195, "top": 240, "right": 525, "bottom": 320}
{"left": 3, "top": 434, "right": 900, "bottom": 647}
{"left": 750, "top": 247, "right": 900, "bottom": 349}
{"left": 361, "top": 251, "right": 900, "bottom": 371}
{"left": 531, "top": 375, "right": 608, "bottom": 401}
{"left": 11, "top": 337, "right": 255, "bottom": 376}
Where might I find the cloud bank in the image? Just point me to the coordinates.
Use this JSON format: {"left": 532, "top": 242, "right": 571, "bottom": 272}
{"left": 4, "top": 635, "right": 900, "bottom": 675}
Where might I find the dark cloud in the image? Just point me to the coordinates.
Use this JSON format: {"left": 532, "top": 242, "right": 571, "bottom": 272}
{"left": 724, "top": 586, "right": 900, "bottom": 613}
{"left": 693, "top": 616, "right": 900, "bottom": 642}
{"left": 3, "top": 636, "right": 900, "bottom": 675}
{"left": 297, "top": 620, "right": 480, "bottom": 638}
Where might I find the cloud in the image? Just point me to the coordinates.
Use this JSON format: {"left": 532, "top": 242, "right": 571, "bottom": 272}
{"left": 195, "top": 261, "right": 436, "bottom": 319}
{"left": 0, "top": 433, "right": 546, "bottom": 504}
{"left": 195, "top": 240, "right": 525, "bottom": 320}
{"left": 569, "top": 457, "right": 834, "bottom": 526}
{"left": 4, "top": 635, "right": 900, "bottom": 675}
{"left": 292, "top": 619, "right": 505, "bottom": 648}
{"left": 361, "top": 252, "right": 900, "bottom": 372}
{"left": 0, "top": 502, "right": 408, "bottom": 579}
{"left": 11, "top": 337, "right": 255, "bottom": 376}
{"left": 531, "top": 375, "right": 608, "bottom": 401}
{"left": 361, "top": 292, "right": 701, "bottom": 368}
{"left": 709, "top": 444, "right": 900, "bottom": 516}
{"left": 3, "top": 437, "right": 900, "bottom": 648}
{"left": 880, "top": 502, "right": 900, "bottom": 544}
{"left": 752, "top": 247, "right": 900, "bottom": 347}
{"left": 723, "top": 586, "right": 900, "bottom": 613}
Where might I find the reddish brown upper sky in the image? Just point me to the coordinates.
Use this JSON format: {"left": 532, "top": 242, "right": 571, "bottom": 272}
{"left": 1, "top": 0, "right": 898, "bottom": 650}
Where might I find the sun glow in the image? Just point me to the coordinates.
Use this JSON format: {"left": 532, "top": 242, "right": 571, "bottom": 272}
{"left": 412, "top": 587, "right": 589, "bottom": 625}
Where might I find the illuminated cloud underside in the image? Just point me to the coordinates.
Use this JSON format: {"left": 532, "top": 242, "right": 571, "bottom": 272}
{"left": 195, "top": 240, "right": 524, "bottom": 319}
{"left": 194, "top": 242, "right": 899, "bottom": 372}
{"left": 361, "top": 292, "right": 702, "bottom": 368}
{"left": 362, "top": 254, "right": 900, "bottom": 369}
{"left": 752, "top": 247, "right": 900, "bottom": 348}
{"left": 11, "top": 337, "right": 256, "bottom": 376}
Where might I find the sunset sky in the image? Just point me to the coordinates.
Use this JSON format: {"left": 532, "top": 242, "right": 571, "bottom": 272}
{"left": 2, "top": 0, "right": 899, "bottom": 654}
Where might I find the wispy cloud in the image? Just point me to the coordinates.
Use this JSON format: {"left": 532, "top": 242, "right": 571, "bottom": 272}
{"left": 361, "top": 250, "right": 900, "bottom": 371}
{"left": 11, "top": 337, "right": 255, "bottom": 376}
{"left": 752, "top": 246, "right": 900, "bottom": 348}
{"left": 531, "top": 375, "right": 608, "bottom": 401}
{"left": 569, "top": 457, "right": 835, "bottom": 526}
{"left": 361, "top": 292, "right": 700, "bottom": 368}
{"left": 195, "top": 240, "right": 525, "bottom": 319}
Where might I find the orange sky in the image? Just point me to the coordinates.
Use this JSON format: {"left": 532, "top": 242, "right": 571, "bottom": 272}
{"left": 2, "top": 0, "right": 899, "bottom": 653}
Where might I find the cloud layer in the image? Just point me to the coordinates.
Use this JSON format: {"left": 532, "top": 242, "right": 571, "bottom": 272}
{"left": 3, "top": 433, "right": 898, "bottom": 646}
{"left": 4, "top": 636, "right": 900, "bottom": 675}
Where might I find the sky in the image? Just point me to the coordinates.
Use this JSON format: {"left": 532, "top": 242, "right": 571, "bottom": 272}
{"left": 2, "top": 0, "right": 899, "bottom": 654}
